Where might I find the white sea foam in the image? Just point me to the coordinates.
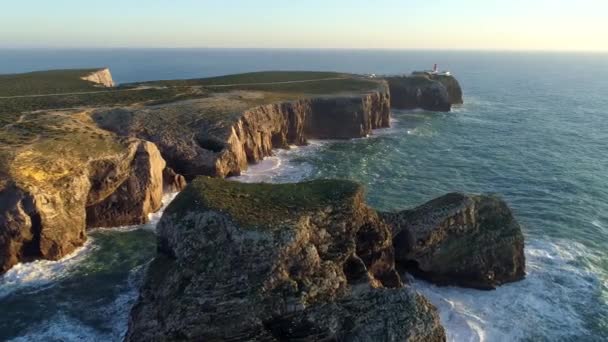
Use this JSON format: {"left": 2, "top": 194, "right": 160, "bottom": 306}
{"left": 0, "top": 240, "right": 95, "bottom": 300}
{"left": 231, "top": 143, "right": 323, "bottom": 183}
{"left": 0, "top": 192, "right": 179, "bottom": 300}
{"left": 8, "top": 263, "right": 147, "bottom": 342}
{"left": 413, "top": 239, "right": 606, "bottom": 342}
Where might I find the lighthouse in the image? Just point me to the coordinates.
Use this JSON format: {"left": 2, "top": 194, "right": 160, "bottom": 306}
{"left": 432, "top": 64, "right": 439, "bottom": 74}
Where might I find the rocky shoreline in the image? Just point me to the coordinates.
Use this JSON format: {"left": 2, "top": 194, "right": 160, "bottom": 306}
{"left": 0, "top": 68, "right": 529, "bottom": 341}
{"left": 125, "top": 178, "right": 524, "bottom": 341}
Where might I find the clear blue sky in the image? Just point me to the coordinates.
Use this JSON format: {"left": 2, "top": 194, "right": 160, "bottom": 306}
{"left": 2, "top": 0, "right": 607, "bottom": 51}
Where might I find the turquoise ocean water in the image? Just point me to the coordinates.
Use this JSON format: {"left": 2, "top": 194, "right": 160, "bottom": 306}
{"left": 0, "top": 49, "right": 607, "bottom": 341}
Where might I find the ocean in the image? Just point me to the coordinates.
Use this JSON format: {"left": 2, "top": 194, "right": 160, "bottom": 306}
{"left": 0, "top": 49, "right": 607, "bottom": 341}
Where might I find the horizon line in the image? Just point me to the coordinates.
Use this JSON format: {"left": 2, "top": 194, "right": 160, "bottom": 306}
{"left": 1, "top": 46, "right": 607, "bottom": 54}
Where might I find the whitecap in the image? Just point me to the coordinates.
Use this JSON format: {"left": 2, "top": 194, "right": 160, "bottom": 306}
{"left": 8, "top": 262, "right": 148, "bottom": 342}
{"left": 0, "top": 240, "right": 95, "bottom": 300}
{"left": 413, "top": 238, "right": 606, "bottom": 342}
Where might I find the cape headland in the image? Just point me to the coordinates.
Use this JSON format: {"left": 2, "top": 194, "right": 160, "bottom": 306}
{"left": 0, "top": 67, "right": 526, "bottom": 340}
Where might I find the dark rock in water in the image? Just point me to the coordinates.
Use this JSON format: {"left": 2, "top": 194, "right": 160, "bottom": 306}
{"left": 382, "top": 193, "right": 525, "bottom": 290}
{"left": 386, "top": 74, "right": 463, "bottom": 112}
{"left": 125, "top": 178, "right": 445, "bottom": 341}
{"left": 265, "top": 288, "right": 445, "bottom": 342}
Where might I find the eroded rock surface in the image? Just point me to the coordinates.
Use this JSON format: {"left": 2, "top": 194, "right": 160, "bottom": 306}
{"left": 93, "top": 87, "right": 391, "bottom": 179}
{"left": 126, "top": 178, "right": 445, "bottom": 341}
{"left": 382, "top": 193, "right": 525, "bottom": 289}
{"left": 0, "top": 111, "right": 167, "bottom": 273}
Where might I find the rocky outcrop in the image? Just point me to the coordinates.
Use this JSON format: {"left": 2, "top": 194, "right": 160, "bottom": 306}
{"left": 386, "top": 74, "right": 462, "bottom": 111}
{"left": 81, "top": 68, "right": 115, "bottom": 87}
{"left": 0, "top": 126, "right": 167, "bottom": 273}
{"left": 93, "top": 88, "right": 391, "bottom": 179}
{"left": 382, "top": 193, "right": 525, "bottom": 289}
{"left": 126, "top": 178, "right": 445, "bottom": 341}
{"left": 86, "top": 141, "right": 165, "bottom": 228}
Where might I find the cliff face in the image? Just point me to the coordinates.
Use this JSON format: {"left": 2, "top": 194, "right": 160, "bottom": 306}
{"left": 80, "top": 68, "right": 115, "bottom": 87}
{"left": 126, "top": 178, "right": 444, "bottom": 341}
{"left": 386, "top": 74, "right": 463, "bottom": 112}
{"left": 94, "top": 87, "right": 391, "bottom": 179}
{"left": 0, "top": 111, "right": 166, "bottom": 273}
{"left": 431, "top": 74, "right": 463, "bottom": 105}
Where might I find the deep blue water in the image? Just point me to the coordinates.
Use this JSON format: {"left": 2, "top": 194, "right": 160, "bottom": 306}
{"left": 0, "top": 49, "right": 607, "bottom": 341}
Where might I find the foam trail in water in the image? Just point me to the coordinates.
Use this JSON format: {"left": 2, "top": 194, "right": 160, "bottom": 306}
{"left": 231, "top": 143, "right": 324, "bottom": 183}
{"left": 413, "top": 239, "right": 605, "bottom": 342}
{"left": 8, "top": 263, "right": 148, "bottom": 342}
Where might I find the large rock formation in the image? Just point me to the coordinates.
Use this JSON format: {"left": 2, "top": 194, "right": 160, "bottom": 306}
{"left": 85, "top": 141, "right": 166, "bottom": 228}
{"left": 382, "top": 193, "right": 525, "bottom": 289}
{"left": 126, "top": 178, "right": 445, "bottom": 341}
{"left": 386, "top": 73, "right": 463, "bottom": 111}
{"left": 0, "top": 111, "right": 167, "bottom": 273}
{"left": 93, "top": 87, "right": 391, "bottom": 179}
{"left": 80, "top": 67, "right": 115, "bottom": 87}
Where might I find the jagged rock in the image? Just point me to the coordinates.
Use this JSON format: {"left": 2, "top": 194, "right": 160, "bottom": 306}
{"left": 162, "top": 167, "right": 187, "bottom": 193}
{"left": 93, "top": 87, "right": 391, "bottom": 179}
{"left": 126, "top": 178, "right": 444, "bottom": 341}
{"left": 386, "top": 74, "right": 462, "bottom": 111}
{"left": 382, "top": 193, "right": 525, "bottom": 289}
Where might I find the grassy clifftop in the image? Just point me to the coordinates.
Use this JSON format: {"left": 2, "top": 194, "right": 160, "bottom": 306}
{"left": 168, "top": 177, "right": 362, "bottom": 227}
{"left": 0, "top": 68, "right": 109, "bottom": 97}
{"left": 0, "top": 69, "right": 382, "bottom": 116}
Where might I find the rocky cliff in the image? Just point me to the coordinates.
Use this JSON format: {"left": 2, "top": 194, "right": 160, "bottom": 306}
{"left": 93, "top": 87, "right": 391, "bottom": 179}
{"left": 80, "top": 68, "right": 115, "bottom": 87}
{"left": 126, "top": 178, "right": 445, "bottom": 341}
{"left": 386, "top": 73, "right": 463, "bottom": 112}
{"left": 382, "top": 193, "right": 525, "bottom": 289}
{"left": 0, "top": 111, "right": 167, "bottom": 273}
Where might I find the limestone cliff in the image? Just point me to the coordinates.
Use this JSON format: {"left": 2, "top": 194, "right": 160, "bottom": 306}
{"left": 0, "top": 111, "right": 166, "bottom": 273}
{"left": 93, "top": 86, "right": 391, "bottom": 179}
{"left": 81, "top": 68, "right": 115, "bottom": 87}
{"left": 126, "top": 178, "right": 445, "bottom": 341}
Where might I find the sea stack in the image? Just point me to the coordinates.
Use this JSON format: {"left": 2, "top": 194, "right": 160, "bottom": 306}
{"left": 382, "top": 193, "right": 526, "bottom": 289}
{"left": 125, "top": 178, "right": 446, "bottom": 341}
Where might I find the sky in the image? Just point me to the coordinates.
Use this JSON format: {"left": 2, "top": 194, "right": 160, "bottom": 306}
{"left": 2, "top": 0, "right": 607, "bottom": 51}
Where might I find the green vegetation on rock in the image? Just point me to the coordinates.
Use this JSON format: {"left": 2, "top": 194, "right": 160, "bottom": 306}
{"left": 131, "top": 71, "right": 347, "bottom": 87}
{"left": 167, "top": 177, "right": 362, "bottom": 227}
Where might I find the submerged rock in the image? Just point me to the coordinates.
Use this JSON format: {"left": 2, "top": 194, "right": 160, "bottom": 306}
{"left": 126, "top": 178, "right": 445, "bottom": 341}
{"left": 382, "top": 193, "right": 525, "bottom": 289}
